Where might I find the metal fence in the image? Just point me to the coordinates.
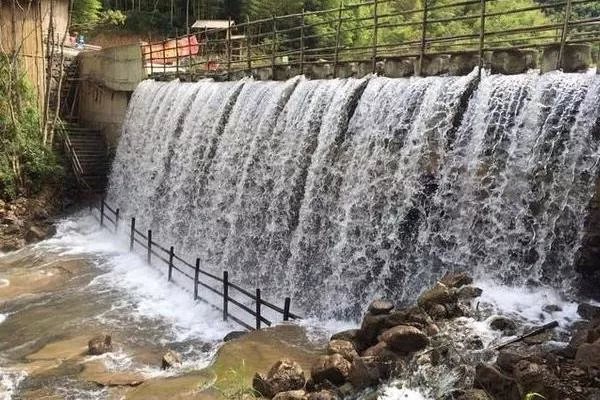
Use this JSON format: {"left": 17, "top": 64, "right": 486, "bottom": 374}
{"left": 141, "top": 0, "right": 600, "bottom": 78}
{"left": 92, "top": 198, "right": 301, "bottom": 331}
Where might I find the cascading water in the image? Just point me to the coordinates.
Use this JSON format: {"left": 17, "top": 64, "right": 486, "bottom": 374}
{"left": 107, "top": 71, "right": 600, "bottom": 320}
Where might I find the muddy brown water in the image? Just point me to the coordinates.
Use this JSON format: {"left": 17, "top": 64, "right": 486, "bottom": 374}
{"left": 0, "top": 217, "right": 330, "bottom": 400}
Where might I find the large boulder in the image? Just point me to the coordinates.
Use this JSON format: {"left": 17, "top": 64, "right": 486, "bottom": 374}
{"left": 474, "top": 364, "right": 520, "bottom": 400}
{"left": 378, "top": 325, "right": 429, "bottom": 354}
{"left": 273, "top": 390, "right": 308, "bottom": 400}
{"left": 578, "top": 303, "right": 600, "bottom": 320}
{"left": 489, "top": 316, "right": 517, "bottom": 336}
{"left": 25, "top": 225, "right": 47, "bottom": 243}
{"left": 311, "top": 354, "right": 351, "bottom": 385}
{"left": 327, "top": 340, "right": 358, "bottom": 362}
{"left": 457, "top": 286, "right": 483, "bottom": 300}
{"left": 575, "top": 339, "right": 600, "bottom": 377}
{"left": 330, "top": 329, "right": 359, "bottom": 343}
{"left": 348, "top": 357, "right": 380, "bottom": 390}
{"left": 88, "top": 335, "right": 113, "bottom": 356}
{"left": 308, "top": 390, "right": 337, "bottom": 400}
{"left": 161, "top": 350, "right": 182, "bottom": 370}
{"left": 253, "top": 359, "right": 306, "bottom": 398}
{"left": 358, "top": 313, "right": 389, "bottom": 347}
{"left": 439, "top": 271, "right": 473, "bottom": 288}
{"left": 417, "top": 282, "right": 456, "bottom": 309}
{"left": 513, "top": 360, "right": 562, "bottom": 399}
{"left": 367, "top": 300, "right": 394, "bottom": 315}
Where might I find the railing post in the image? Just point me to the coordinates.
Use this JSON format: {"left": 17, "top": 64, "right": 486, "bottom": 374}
{"left": 271, "top": 15, "right": 277, "bottom": 76}
{"left": 100, "top": 200, "right": 105, "bottom": 227}
{"left": 557, "top": 0, "right": 573, "bottom": 70}
{"left": 147, "top": 229, "right": 152, "bottom": 264}
{"left": 163, "top": 39, "right": 167, "bottom": 75}
{"left": 194, "top": 258, "right": 200, "bottom": 300}
{"left": 246, "top": 15, "right": 252, "bottom": 73}
{"left": 333, "top": 2, "right": 343, "bottom": 78}
{"left": 300, "top": 9, "right": 305, "bottom": 75}
{"left": 115, "top": 208, "right": 120, "bottom": 233}
{"left": 129, "top": 217, "right": 135, "bottom": 252}
{"left": 283, "top": 297, "right": 291, "bottom": 322}
{"left": 223, "top": 271, "right": 229, "bottom": 321}
{"left": 149, "top": 37, "right": 154, "bottom": 76}
{"left": 478, "top": 0, "right": 486, "bottom": 78}
{"left": 175, "top": 28, "right": 180, "bottom": 78}
{"left": 227, "top": 16, "right": 232, "bottom": 79}
{"left": 255, "top": 288, "right": 261, "bottom": 330}
{"left": 372, "top": 0, "right": 378, "bottom": 74}
{"left": 168, "top": 246, "right": 174, "bottom": 281}
{"left": 417, "top": 0, "right": 428, "bottom": 77}
{"left": 205, "top": 27, "right": 210, "bottom": 72}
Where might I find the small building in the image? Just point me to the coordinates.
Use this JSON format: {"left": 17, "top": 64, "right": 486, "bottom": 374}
{"left": 191, "top": 19, "right": 246, "bottom": 62}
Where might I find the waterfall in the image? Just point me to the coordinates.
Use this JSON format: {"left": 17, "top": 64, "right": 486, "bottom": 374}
{"left": 108, "top": 71, "right": 600, "bottom": 319}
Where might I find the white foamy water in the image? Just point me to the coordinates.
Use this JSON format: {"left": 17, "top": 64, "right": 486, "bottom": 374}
{"left": 0, "top": 369, "right": 26, "bottom": 400}
{"left": 0, "top": 315, "right": 5, "bottom": 325}
{"left": 378, "top": 384, "right": 428, "bottom": 400}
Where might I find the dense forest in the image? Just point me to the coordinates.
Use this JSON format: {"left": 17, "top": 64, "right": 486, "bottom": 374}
{"left": 78, "top": 0, "right": 599, "bottom": 40}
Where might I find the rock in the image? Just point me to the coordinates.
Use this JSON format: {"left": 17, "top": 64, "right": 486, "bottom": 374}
{"left": 337, "top": 382, "right": 354, "bottom": 398}
{"left": 253, "top": 373, "right": 273, "bottom": 398}
{"left": 308, "top": 390, "right": 337, "bottom": 400}
{"left": 264, "top": 359, "right": 307, "bottom": 396}
{"left": 33, "top": 208, "right": 50, "bottom": 221}
{"left": 439, "top": 271, "right": 473, "bottom": 288}
{"left": 88, "top": 335, "right": 113, "bottom": 356}
{"left": 348, "top": 357, "right": 379, "bottom": 390}
{"left": 327, "top": 340, "right": 358, "bottom": 362}
{"left": 331, "top": 329, "right": 359, "bottom": 343}
{"left": 474, "top": 364, "right": 520, "bottom": 400}
{"left": 2, "top": 213, "right": 22, "bottom": 227}
{"left": 427, "top": 303, "right": 448, "bottom": 319}
{"left": 542, "top": 304, "right": 562, "bottom": 313}
{"left": 223, "top": 331, "right": 247, "bottom": 342}
{"left": 367, "top": 300, "right": 394, "bottom": 315}
{"left": 513, "top": 360, "right": 562, "bottom": 399}
{"left": 575, "top": 340, "right": 600, "bottom": 375}
{"left": 489, "top": 316, "right": 517, "bottom": 335}
{"left": 358, "top": 313, "right": 389, "bottom": 347}
{"left": 417, "top": 282, "right": 456, "bottom": 309}
{"left": 311, "top": 354, "right": 351, "bottom": 385}
{"left": 578, "top": 303, "right": 600, "bottom": 320}
{"left": 273, "top": 390, "right": 308, "bottom": 400}
{"left": 25, "top": 226, "right": 47, "bottom": 243}
{"left": 523, "top": 330, "right": 552, "bottom": 345}
{"left": 378, "top": 325, "right": 429, "bottom": 354}
{"left": 457, "top": 286, "right": 483, "bottom": 299}
{"left": 441, "top": 389, "right": 492, "bottom": 400}
{"left": 161, "top": 350, "right": 182, "bottom": 370}
{"left": 1, "top": 238, "right": 25, "bottom": 252}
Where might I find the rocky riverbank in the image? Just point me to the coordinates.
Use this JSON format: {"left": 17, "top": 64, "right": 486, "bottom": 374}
{"left": 247, "top": 272, "right": 600, "bottom": 400}
{"left": 0, "top": 185, "right": 62, "bottom": 252}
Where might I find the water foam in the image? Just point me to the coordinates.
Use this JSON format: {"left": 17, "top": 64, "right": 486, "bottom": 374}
{"left": 0, "top": 369, "right": 26, "bottom": 400}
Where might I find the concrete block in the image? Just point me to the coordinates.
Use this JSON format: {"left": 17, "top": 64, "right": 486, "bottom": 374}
{"left": 541, "top": 44, "right": 592, "bottom": 73}
{"left": 416, "top": 54, "right": 451, "bottom": 76}
{"left": 448, "top": 52, "right": 479, "bottom": 76}
{"left": 383, "top": 57, "right": 414, "bottom": 78}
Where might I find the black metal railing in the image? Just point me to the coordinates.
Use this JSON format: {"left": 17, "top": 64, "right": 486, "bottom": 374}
{"left": 91, "top": 198, "right": 300, "bottom": 331}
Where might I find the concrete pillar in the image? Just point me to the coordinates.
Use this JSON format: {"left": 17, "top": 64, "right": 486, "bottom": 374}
{"left": 448, "top": 52, "right": 479, "bottom": 76}
{"left": 383, "top": 57, "right": 414, "bottom": 78}
{"left": 490, "top": 49, "right": 538, "bottom": 75}
{"left": 416, "top": 55, "right": 451, "bottom": 77}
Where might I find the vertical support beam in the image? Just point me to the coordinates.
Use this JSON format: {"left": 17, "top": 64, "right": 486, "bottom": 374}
{"left": 227, "top": 17, "right": 232, "bottom": 79}
{"left": 100, "top": 200, "right": 105, "bottom": 227}
{"left": 558, "top": 0, "right": 573, "bottom": 70}
{"left": 417, "top": 0, "right": 429, "bottom": 77}
{"left": 147, "top": 230, "right": 152, "bottom": 264}
{"left": 223, "top": 271, "right": 229, "bottom": 321}
{"left": 333, "top": 2, "right": 344, "bottom": 78}
{"left": 372, "top": 0, "right": 379, "bottom": 74}
{"left": 175, "top": 28, "right": 180, "bottom": 78}
{"left": 283, "top": 297, "right": 291, "bottom": 321}
{"left": 271, "top": 15, "right": 277, "bottom": 76}
{"left": 300, "top": 9, "right": 305, "bottom": 75}
{"left": 168, "top": 246, "right": 174, "bottom": 281}
{"left": 478, "top": 0, "right": 486, "bottom": 78}
{"left": 115, "top": 208, "right": 120, "bottom": 233}
{"left": 246, "top": 15, "right": 252, "bottom": 73}
{"left": 129, "top": 217, "right": 135, "bottom": 252}
{"left": 162, "top": 39, "right": 166, "bottom": 75}
{"left": 194, "top": 258, "right": 200, "bottom": 300}
{"left": 149, "top": 40, "right": 154, "bottom": 76}
{"left": 255, "top": 288, "right": 261, "bottom": 330}
{"left": 205, "top": 27, "right": 210, "bottom": 72}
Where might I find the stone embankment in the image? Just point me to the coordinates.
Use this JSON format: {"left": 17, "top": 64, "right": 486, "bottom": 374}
{"left": 248, "top": 272, "right": 600, "bottom": 400}
{"left": 0, "top": 186, "right": 60, "bottom": 252}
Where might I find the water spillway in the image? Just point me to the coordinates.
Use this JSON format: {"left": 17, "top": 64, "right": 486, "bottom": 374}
{"left": 107, "top": 71, "right": 600, "bottom": 319}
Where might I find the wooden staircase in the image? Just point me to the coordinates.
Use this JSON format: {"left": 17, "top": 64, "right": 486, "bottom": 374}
{"left": 61, "top": 124, "right": 109, "bottom": 194}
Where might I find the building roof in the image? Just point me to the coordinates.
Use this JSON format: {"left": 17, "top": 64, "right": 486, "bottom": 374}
{"left": 191, "top": 20, "right": 235, "bottom": 30}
